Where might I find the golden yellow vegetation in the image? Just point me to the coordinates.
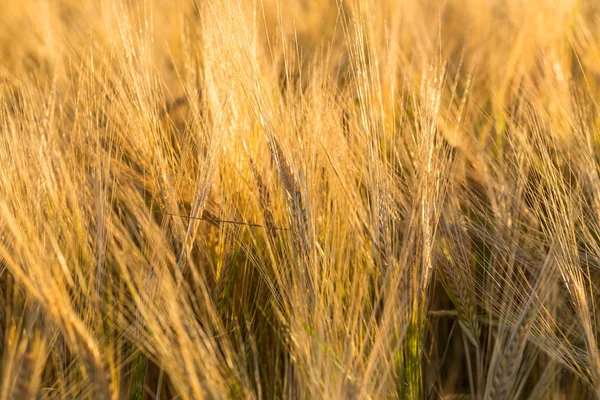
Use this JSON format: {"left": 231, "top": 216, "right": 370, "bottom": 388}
{"left": 1, "top": 0, "right": 600, "bottom": 398}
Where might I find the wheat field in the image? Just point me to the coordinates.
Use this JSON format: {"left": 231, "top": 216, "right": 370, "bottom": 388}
{"left": 1, "top": 0, "right": 600, "bottom": 398}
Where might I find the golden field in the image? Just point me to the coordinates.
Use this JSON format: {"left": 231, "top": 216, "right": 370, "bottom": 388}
{"left": 1, "top": 0, "right": 600, "bottom": 398}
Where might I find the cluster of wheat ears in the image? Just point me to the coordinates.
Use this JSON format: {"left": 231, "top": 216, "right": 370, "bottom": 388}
{"left": 2, "top": 0, "right": 600, "bottom": 399}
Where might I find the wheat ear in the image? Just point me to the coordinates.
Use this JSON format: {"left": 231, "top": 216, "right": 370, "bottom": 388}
{"left": 64, "top": 312, "right": 114, "bottom": 400}
{"left": 486, "top": 306, "right": 536, "bottom": 400}
{"left": 10, "top": 334, "right": 46, "bottom": 400}
{"left": 268, "top": 137, "right": 311, "bottom": 259}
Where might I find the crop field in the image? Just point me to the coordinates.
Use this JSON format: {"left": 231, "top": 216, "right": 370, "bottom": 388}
{"left": 1, "top": 0, "right": 600, "bottom": 398}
